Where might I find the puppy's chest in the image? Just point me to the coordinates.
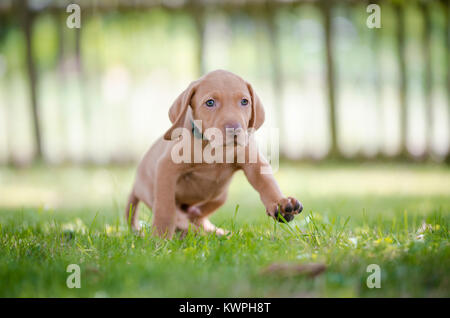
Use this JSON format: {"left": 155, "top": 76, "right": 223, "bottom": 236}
{"left": 176, "top": 166, "right": 236, "bottom": 201}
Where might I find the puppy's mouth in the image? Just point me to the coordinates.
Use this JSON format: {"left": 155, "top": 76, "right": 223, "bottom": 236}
{"left": 202, "top": 129, "right": 248, "bottom": 147}
{"left": 225, "top": 134, "right": 247, "bottom": 147}
{"left": 206, "top": 136, "right": 247, "bottom": 148}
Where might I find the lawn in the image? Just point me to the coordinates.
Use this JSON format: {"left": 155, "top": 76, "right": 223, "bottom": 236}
{"left": 0, "top": 162, "right": 449, "bottom": 297}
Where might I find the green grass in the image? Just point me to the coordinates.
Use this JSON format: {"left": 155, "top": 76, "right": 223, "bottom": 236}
{"left": 0, "top": 162, "right": 449, "bottom": 297}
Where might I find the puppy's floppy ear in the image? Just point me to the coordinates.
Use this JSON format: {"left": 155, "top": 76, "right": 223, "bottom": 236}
{"left": 246, "top": 82, "right": 265, "bottom": 131}
{"left": 164, "top": 81, "right": 198, "bottom": 140}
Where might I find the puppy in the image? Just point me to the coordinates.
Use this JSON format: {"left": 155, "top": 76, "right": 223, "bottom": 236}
{"left": 126, "top": 70, "right": 303, "bottom": 238}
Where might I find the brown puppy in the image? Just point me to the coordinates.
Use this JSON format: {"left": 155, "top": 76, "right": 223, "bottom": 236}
{"left": 126, "top": 70, "right": 302, "bottom": 238}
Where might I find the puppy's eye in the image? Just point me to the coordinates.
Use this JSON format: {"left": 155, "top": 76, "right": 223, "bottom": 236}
{"left": 241, "top": 98, "right": 249, "bottom": 106}
{"left": 205, "top": 99, "right": 215, "bottom": 107}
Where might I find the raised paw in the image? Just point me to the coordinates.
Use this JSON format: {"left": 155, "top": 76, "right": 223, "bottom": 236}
{"left": 267, "top": 197, "right": 303, "bottom": 223}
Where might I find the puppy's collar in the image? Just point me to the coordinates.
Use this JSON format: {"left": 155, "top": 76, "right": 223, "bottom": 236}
{"left": 191, "top": 119, "right": 207, "bottom": 140}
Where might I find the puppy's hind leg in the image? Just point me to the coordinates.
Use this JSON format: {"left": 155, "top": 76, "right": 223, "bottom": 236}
{"left": 187, "top": 193, "right": 229, "bottom": 236}
{"left": 177, "top": 207, "right": 226, "bottom": 237}
{"left": 125, "top": 191, "right": 140, "bottom": 231}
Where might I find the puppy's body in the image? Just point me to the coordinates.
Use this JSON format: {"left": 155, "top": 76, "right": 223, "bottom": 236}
{"left": 127, "top": 70, "right": 302, "bottom": 238}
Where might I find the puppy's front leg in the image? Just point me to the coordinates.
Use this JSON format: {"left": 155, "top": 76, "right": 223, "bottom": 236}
{"left": 242, "top": 153, "right": 303, "bottom": 222}
{"left": 152, "top": 158, "right": 180, "bottom": 238}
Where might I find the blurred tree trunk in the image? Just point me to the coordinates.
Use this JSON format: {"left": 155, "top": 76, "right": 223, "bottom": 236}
{"left": 19, "top": 0, "right": 42, "bottom": 160}
{"left": 251, "top": 7, "right": 266, "bottom": 76}
{"left": 264, "top": 2, "right": 286, "bottom": 158}
{"left": 444, "top": 0, "right": 450, "bottom": 164}
{"left": 56, "top": 12, "right": 65, "bottom": 65}
{"left": 420, "top": 0, "right": 433, "bottom": 158}
{"left": 0, "top": 15, "right": 11, "bottom": 164}
{"left": 368, "top": 1, "right": 383, "bottom": 157}
{"left": 445, "top": 1, "right": 450, "bottom": 106}
{"left": 320, "top": 0, "right": 339, "bottom": 157}
{"left": 56, "top": 12, "right": 67, "bottom": 162}
{"left": 75, "top": 18, "right": 89, "bottom": 163}
{"left": 75, "top": 22, "right": 82, "bottom": 70}
{"left": 394, "top": 3, "right": 408, "bottom": 158}
{"left": 190, "top": 1, "right": 206, "bottom": 77}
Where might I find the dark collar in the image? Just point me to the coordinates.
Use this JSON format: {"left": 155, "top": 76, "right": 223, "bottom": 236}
{"left": 191, "top": 119, "right": 206, "bottom": 140}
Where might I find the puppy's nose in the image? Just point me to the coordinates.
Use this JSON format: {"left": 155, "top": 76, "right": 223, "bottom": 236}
{"left": 225, "top": 122, "right": 242, "bottom": 135}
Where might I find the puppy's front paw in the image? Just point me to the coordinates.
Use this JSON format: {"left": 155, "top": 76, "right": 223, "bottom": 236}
{"left": 267, "top": 197, "right": 303, "bottom": 223}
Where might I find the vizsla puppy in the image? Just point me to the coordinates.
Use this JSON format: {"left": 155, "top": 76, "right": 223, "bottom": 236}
{"left": 126, "top": 70, "right": 303, "bottom": 238}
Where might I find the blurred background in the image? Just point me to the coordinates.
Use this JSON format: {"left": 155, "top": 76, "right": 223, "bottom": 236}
{"left": 0, "top": 0, "right": 448, "bottom": 166}
{"left": 1, "top": 0, "right": 449, "bottom": 298}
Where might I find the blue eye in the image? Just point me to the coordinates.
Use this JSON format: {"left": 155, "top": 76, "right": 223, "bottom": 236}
{"left": 241, "top": 98, "right": 249, "bottom": 106}
{"left": 205, "top": 99, "right": 215, "bottom": 107}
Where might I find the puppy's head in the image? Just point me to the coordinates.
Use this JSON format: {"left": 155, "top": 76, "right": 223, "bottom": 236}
{"left": 163, "top": 70, "right": 265, "bottom": 146}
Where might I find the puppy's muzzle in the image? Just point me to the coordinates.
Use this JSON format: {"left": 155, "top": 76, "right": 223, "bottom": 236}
{"left": 224, "top": 123, "right": 246, "bottom": 145}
